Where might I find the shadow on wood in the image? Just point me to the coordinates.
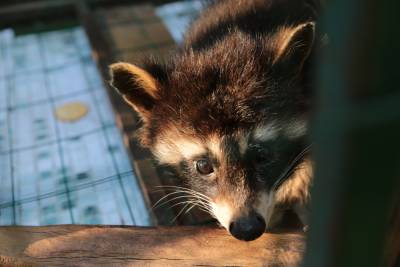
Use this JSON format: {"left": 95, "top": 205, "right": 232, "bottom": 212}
{"left": 0, "top": 225, "right": 304, "bottom": 266}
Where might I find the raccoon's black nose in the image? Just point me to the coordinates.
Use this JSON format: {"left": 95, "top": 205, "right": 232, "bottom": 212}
{"left": 229, "top": 212, "right": 266, "bottom": 241}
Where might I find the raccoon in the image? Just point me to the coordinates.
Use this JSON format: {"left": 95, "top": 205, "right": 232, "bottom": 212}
{"left": 110, "top": 0, "right": 319, "bottom": 241}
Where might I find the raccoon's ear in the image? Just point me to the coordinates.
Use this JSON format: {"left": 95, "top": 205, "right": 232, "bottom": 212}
{"left": 109, "top": 62, "right": 160, "bottom": 121}
{"left": 273, "top": 22, "right": 315, "bottom": 75}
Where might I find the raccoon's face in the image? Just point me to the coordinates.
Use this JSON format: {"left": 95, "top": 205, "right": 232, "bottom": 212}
{"left": 110, "top": 22, "right": 315, "bottom": 241}
{"left": 150, "top": 123, "right": 309, "bottom": 241}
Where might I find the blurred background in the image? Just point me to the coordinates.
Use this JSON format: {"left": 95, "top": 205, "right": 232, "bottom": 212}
{"left": 0, "top": 0, "right": 205, "bottom": 227}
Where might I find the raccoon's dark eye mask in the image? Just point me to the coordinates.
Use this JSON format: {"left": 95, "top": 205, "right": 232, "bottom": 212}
{"left": 272, "top": 143, "right": 313, "bottom": 190}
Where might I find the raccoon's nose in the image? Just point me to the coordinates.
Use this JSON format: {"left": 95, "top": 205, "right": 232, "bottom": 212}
{"left": 229, "top": 211, "right": 266, "bottom": 241}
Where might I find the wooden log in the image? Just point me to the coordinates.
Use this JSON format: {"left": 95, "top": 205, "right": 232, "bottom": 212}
{"left": 0, "top": 225, "right": 304, "bottom": 267}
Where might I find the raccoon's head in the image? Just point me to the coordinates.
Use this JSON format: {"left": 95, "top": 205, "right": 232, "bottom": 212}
{"left": 110, "top": 22, "right": 315, "bottom": 241}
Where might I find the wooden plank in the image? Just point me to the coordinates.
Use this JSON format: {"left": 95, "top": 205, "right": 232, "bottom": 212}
{"left": 0, "top": 225, "right": 304, "bottom": 267}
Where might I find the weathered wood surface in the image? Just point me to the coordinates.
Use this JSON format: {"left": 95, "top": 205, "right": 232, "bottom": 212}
{"left": 0, "top": 225, "right": 304, "bottom": 267}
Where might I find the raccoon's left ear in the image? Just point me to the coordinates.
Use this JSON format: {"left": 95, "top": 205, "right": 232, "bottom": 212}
{"left": 273, "top": 22, "right": 316, "bottom": 75}
{"left": 109, "top": 62, "right": 160, "bottom": 122}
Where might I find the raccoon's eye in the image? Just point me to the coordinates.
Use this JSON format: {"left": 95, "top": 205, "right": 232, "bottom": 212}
{"left": 254, "top": 149, "right": 272, "bottom": 164}
{"left": 195, "top": 159, "right": 214, "bottom": 175}
{"left": 255, "top": 153, "right": 267, "bottom": 163}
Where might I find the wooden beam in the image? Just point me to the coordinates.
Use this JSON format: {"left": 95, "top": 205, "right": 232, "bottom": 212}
{"left": 0, "top": 225, "right": 305, "bottom": 266}
{"left": 0, "top": 0, "right": 76, "bottom": 30}
{"left": 0, "top": 0, "right": 177, "bottom": 30}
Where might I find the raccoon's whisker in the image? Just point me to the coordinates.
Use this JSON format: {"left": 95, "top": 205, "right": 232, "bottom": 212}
{"left": 151, "top": 187, "right": 204, "bottom": 196}
{"left": 183, "top": 203, "right": 197, "bottom": 216}
{"left": 168, "top": 200, "right": 197, "bottom": 209}
{"left": 172, "top": 200, "right": 213, "bottom": 223}
{"left": 272, "top": 143, "right": 313, "bottom": 191}
{"left": 154, "top": 186, "right": 202, "bottom": 198}
{"left": 152, "top": 191, "right": 189, "bottom": 209}
{"left": 157, "top": 195, "right": 205, "bottom": 211}
{"left": 177, "top": 194, "right": 213, "bottom": 215}
{"left": 162, "top": 191, "right": 210, "bottom": 202}
{"left": 192, "top": 200, "right": 213, "bottom": 214}
{"left": 192, "top": 201, "right": 210, "bottom": 213}
{"left": 187, "top": 196, "right": 213, "bottom": 211}
{"left": 197, "top": 206, "right": 213, "bottom": 215}
{"left": 169, "top": 198, "right": 213, "bottom": 215}
{"left": 153, "top": 185, "right": 213, "bottom": 215}
{"left": 156, "top": 185, "right": 211, "bottom": 201}
{"left": 169, "top": 189, "right": 210, "bottom": 203}
{"left": 152, "top": 186, "right": 195, "bottom": 195}
{"left": 191, "top": 192, "right": 212, "bottom": 202}
{"left": 171, "top": 202, "right": 192, "bottom": 223}
{"left": 196, "top": 206, "right": 213, "bottom": 215}
{"left": 194, "top": 198, "right": 212, "bottom": 209}
{"left": 185, "top": 193, "right": 211, "bottom": 204}
{"left": 152, "top": 191, "right": 181, "bottom": 209}
{"left": 153, "top": 194, "right": 194, "bottom": 210}
{"left": 152, "top": 187, "right": 206, "bottom": 207}
{"left": 150, "top": 188, "right": 185, "bottom": 194}
{"left": 171, "top": 198, "right": 214, "bottom": 218}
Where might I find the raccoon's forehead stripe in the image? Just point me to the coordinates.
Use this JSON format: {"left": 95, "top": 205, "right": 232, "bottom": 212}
{"left": 155, "top": 133, "right": 225, "bottom": 165}
{"left": 252, "top": 119, "right": 308, "bottom": 142}
{"left": 154, "top": 138, "right": 206, "bottom": 164}
{"left": 207, "top": 134, "right": 223, "bottom": 162}
{"left": 252, "top": 122, "right": 279, "bottom": 142}
{"left": 177, "top": 139, "right": 206, "bottom": 159}
{"left": 153, "top": 119, "right": 307, "bottom": 166}
{"left": 237, "top": 132, "right": 250, "bottom": 155}
{"left": 209, "top": 134, "right": 248, "bottom": 162}
{"left": 284, "top": 119, "right": 307, "bottom": 139}
{"left": 221, "top": 136, "right": 243, "bottom": 163}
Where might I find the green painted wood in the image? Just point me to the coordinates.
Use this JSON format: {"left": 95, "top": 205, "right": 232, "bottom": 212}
{"left": 303, "top": 0, "right": 400, "bottom": 266}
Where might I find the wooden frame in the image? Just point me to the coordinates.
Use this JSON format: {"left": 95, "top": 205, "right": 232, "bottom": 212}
{"left": 0, "top": 0, "right": 177, "bottom": 29}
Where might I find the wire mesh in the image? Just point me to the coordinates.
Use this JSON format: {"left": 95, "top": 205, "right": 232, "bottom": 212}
{"left": 0, "top": 27, "right": 151, "bottom": 226}
{"left": 0, "top": 0, "right": 203, "bottom": 227}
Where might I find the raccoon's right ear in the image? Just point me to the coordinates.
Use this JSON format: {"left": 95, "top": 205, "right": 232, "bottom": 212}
{"left": 109, "top": 62, "right": 160, "bottom": 121}
{"left": 272, "top": 22, "right": 316, "bottom": 76}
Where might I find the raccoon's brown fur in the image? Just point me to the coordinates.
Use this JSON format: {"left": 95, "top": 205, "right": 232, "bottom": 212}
{"left": 110, "top": 0, "right": 320, "bottom": 241}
